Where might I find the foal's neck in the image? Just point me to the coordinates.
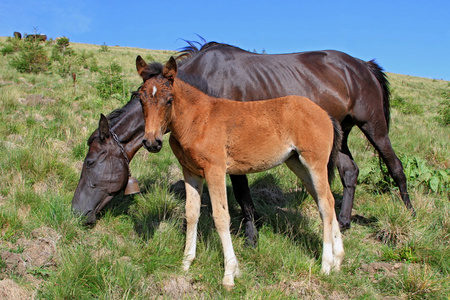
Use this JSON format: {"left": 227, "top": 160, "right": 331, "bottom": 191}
{"left": 170, "top": 80, "right": 213, "bottom": 135}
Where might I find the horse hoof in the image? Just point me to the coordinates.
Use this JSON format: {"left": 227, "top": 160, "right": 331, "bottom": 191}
{"left": 245, "top": 221, "right": 258, "bottom": 248}
{"left": 223, "top": 284, "right": 235, "bottom": 291}
{"left": 222, "top": 277, "right": 235, "bottom": 289}
{"left": 338, "top": 221, "right": 351, "bottom": 231}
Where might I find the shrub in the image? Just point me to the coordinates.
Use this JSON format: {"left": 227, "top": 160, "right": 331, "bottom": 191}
{"left": 1, "top": 43, "right": 15, "bottom": 56}
{"left": 9, "top": 40, "right": 49, "bottom": 73}
{"left": 100, "top": 42, "right": 109, "bottom": 52}
{"left": 96, "top": 61, "right": 128, "bottom": 100}
{"left": 50, "top": 37, "right": 80, "bottom": 77}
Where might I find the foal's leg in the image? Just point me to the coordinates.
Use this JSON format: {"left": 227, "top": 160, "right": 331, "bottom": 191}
{"left": 205, "top": 168, "right": 239, "bottom": 287}
{"left": 285, "top": 156, "right": 344, "bottom": 273}
{"left": 182, "top": 168, "right": 203, "bottom": 271}
{"left": 230, "top": 174, "right": 259, "bottom": 247}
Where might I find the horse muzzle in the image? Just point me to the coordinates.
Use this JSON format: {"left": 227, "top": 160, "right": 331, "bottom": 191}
{"left": 142, "top": 137, "right": 163, "bottom": 153}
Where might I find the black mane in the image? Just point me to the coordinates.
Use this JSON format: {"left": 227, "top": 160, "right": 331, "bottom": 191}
{"left": 107, "top": 93, "right": 141, "bottom": 127}
{"left": 139, "top": 60, "right": 217, "bottom": 97}
{"left": 176, "top": 40, "right": 241, "bottom": 68}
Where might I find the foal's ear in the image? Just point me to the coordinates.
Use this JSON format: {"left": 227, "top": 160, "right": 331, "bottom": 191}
{"left": 136, "top": 55, "right": 147, "bottom": 79}
{"left": 98, "top": 114, "right": 110, "bottom": 141}
{"left": 163, "top": 56, "right": 177, "bottom": 83}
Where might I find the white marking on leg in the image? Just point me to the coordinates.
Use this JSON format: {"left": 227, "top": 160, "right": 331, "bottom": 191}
{"left": 331, "top": 218, "right": 344, "bottom": 270}
{"left": 321, "top": 242, "right": 333, "bottom": 274}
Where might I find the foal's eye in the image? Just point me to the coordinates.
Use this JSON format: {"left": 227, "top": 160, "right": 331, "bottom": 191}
{"left": 166, "top": 98, "right": 173, "bottom": 105}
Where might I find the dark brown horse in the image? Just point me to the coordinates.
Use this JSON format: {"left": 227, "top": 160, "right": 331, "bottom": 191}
{"left": 72, "top": 41, "right": 413, "bottom": 239}
{"left": 175, "top": 42, "right": 414, "bottom": 230}
{"left": 72, "top": 100, "right": 144, "bottom": 224}
{"left": 138, "top": 57, "right": 344, "bottom": 287}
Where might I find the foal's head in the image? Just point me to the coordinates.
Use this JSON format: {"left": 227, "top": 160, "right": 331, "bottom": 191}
{"left": 136, "top": 56, "right": 177, "bottom": 153}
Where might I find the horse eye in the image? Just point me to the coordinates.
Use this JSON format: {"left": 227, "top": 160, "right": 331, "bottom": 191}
{"left": 86, "top": 159, "right": 96, "bottom": 168}
{"left": 167, "top": 98, "right": 173, "bottom": 105}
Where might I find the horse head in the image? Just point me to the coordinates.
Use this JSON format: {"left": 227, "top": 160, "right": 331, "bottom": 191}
{"left": 137, "top": 56, "right": 177, "bottom": 153}
{"left": 72, "top": 114, "right": 130, "bottom": 224}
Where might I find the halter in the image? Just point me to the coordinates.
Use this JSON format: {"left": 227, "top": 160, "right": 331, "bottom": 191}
{"left": 110, "top": 128, "right": 130, "bottom": 175}
{"left": 109, "top": 128, "right": 140, "bottom": 195}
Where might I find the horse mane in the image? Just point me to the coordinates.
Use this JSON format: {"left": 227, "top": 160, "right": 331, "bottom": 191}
{"left": 107, "top": 93, "right": 141, "bottom": 127}
{"left": 139, "top": 60, "right": 218, "bottom": 97}
{"left": 176, "top": 39, "right": 244, "bottom": 68}
{"left": 87, "top": 93, "right": 141, "bottom": 146}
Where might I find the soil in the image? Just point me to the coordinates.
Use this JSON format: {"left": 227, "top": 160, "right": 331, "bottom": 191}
{"left": 0, "top": 226, "right": 61, "bottom": 299}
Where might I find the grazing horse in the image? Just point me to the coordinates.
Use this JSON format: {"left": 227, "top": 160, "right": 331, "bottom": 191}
{"left": 72, "top": 98, "right": 145, "bottom": 224}
{"left": 137, "top": 57, "right": 344, "bottom": 287}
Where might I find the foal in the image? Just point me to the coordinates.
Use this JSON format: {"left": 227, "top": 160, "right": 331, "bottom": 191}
{"left": 138, "top": 56, "right": 344, "bottom": 287}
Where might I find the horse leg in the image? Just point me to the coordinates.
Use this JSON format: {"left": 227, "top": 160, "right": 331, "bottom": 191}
{"left": 337, "top": 129, "right": 359, "bottom": 230}
{"left": 205, "top": 168, "right": 240, "bottom": 287}
{"left": 359, "top": 123, "right": 415, "bottom": 214}
{"left": 182, "top": 168, "right": 203, "bottom": 271}
{"left": 285, "top": 156, "right": 344, "bottom": 273}
{"left": 230, "top": 174, "right": 259, "bottom": 247}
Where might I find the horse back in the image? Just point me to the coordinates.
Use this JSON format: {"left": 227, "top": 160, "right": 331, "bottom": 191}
{"left": 180, "top": 46, "right": 384, "bottom": 123}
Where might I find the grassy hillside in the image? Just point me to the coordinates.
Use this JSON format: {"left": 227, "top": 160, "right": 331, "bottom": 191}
{"left": 0, "top": 36, "right": 449, "bottom": 299}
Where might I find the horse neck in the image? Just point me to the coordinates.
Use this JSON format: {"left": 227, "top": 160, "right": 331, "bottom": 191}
{"left": 170, "top": 80, "right": 212, "bottom": 135}
{"left": 110, "top": 101, "right": 145, "bottom": 160}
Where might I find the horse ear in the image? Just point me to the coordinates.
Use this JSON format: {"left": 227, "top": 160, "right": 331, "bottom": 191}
{"left": 163, "top": 56, "right": 177, "bottom": 83}
{"left": 136, "top": 55, "right": 147, "bottom": 79}
{"left": 98, "top": 114, "right": 110, "bottom": 141}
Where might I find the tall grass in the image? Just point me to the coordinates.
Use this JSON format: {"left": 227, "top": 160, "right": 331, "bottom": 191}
{"left": 0, "top": 36, "right": 449, "bottom": 298}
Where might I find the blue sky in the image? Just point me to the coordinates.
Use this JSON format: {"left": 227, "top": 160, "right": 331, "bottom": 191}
{"left": 1, "top": 0, "right": 449, "bottom": 80}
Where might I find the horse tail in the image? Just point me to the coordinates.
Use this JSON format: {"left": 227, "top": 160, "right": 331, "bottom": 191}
{"left": 328, "top": 116, "right": 343, "bottom": 184}
{"left": 364, "top": 59, "right": 391, "bottom": 132}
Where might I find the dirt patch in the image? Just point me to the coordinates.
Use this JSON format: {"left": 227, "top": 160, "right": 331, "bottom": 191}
{"left": 359, "top": 261, "right": 404, "bottom": 283}
{"left": 1, "top": 226, "right": 60, "bottom": 278}
{"left": 18, "top": 94, "right": 55, "bottom": 106}
{"left": 0, "top": 279, "right": 33, "bottom": 300}
{"left": 160, "top": 275, "right": 206, "bottom": 299}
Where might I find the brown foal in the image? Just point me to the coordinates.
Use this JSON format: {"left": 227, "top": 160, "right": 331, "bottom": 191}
{"left": 138, "top": 56, "right": 344, "bottom": 287}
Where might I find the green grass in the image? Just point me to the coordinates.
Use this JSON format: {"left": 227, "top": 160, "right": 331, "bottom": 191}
{"left": 0, "top": 36, "right": 449, "bottom": 299}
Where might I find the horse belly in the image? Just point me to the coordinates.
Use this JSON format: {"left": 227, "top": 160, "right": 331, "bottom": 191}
{"left": 225, "top": 145, "right": 294, "bottom": 175}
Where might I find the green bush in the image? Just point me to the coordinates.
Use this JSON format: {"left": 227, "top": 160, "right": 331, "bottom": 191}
{"left": 95, "top": 61, "right": 128, "bottom": 100}
{"left": 1, "top": 43, "right": 15, "bottom": 56}
{"left": 9, "top": 40, "right": 49, "bottom": 73}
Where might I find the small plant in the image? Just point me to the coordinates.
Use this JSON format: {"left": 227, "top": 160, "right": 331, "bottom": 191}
{"left": 442, "top": 102, "right": 450, "bottom": 126}
{"left": 100, "top": 42, "right": 109, "bottom": 52}
{"left": 375, "top": 200, "right": 412, "bottom": 246}
{"left": 397, "top": 265, "right": 444, "bottom": 299}
{"left": 96, "top": 61, "right": 128, "bottom": 100}
{"left": 402, "top": 156, "right": 450, "bottom": 194}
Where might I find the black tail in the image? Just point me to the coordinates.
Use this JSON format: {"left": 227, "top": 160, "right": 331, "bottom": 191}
{"left": 364, "top": 60, "right": 391, "bottom": 132}
{"left": 328, "top": 116, "right": 343, "bottom": 183}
